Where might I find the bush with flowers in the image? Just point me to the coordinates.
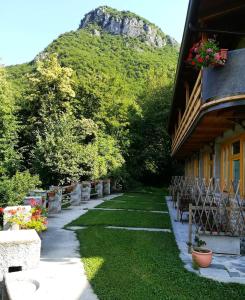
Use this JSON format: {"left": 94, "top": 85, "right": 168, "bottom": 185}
{"left": 187, "top": 39, "right": 228, "bottom": 69}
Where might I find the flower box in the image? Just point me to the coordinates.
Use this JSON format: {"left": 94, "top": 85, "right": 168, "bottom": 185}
{"left": 187, "top": 39, "right": 228, "bottom": 69}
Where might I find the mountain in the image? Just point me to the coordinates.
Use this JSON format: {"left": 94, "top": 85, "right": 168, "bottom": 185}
{"left": 79, "top": 6, "right": 178, "bottom": 48}
{"left": 7, "top": 6, "right": 178, "bottom": 102}
{"left": 5, "top": 7, "right": 179, "bottom": 185}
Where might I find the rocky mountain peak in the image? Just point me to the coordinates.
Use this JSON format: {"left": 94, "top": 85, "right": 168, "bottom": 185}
{"left": 79, "top": 6, "right": 178, "bottom": 48}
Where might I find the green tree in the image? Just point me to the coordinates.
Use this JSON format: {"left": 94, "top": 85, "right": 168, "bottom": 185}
{"left": 32, "top": 115, "right": 96, "bottom": 185}
{"left": 127, "top": 70, "right": 174, "bottom": 184}
{"left": 0, "top": 66, "right": 20, "bottom": 176}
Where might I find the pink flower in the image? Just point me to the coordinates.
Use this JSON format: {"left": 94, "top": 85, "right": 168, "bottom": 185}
{"left": 29, "top": 198, "right": 38, "bottom": 207}
{"left": 206, "top": 55, "right": 210, "bottom": 60}
{"left": 214, "top": 53, "right": 221, "bottom": 60}
{"left": 206, "top": 48, "right": 213, "bottom": 53}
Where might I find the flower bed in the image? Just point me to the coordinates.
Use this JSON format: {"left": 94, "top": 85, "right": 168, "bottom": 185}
{"left": 0, "top": 198, "right": 47, "bottom": 232}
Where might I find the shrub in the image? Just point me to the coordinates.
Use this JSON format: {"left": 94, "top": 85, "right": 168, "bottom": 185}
{"left": 0, "top": 171, "right": 41, "bottom": 206}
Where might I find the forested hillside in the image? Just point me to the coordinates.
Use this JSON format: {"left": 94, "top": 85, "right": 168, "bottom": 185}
{"left": 1, "top": 6, "right": 178, "bottom": 204}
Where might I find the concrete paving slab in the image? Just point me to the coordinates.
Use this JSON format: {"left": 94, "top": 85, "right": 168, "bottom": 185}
{"left": 199, "top": 268, "right": 231, "bottom": 282}
{"left": 166, "top": 196, "right": 245, "bottom": 284}
{"left": 105, "top": 226, "right": 171, "bottom": 232}
{"left": 66, "top": 226, "right": 87, "bottom": 231}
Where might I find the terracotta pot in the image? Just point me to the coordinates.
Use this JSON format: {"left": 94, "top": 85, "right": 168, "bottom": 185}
{"left": 47, "top": 191, "right": 55, "bottom": 197}
{"left": 65, "top": 186, "right": 74, "bottom": 193}
{"left": 192, "top": 248, "right": 213, "bottom": 268}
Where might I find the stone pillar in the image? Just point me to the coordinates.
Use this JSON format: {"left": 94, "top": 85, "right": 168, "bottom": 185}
{"left": 0, "top": 229, "right": 41, "bottom": 274}
{"left": 103, "top": 179, "right": 111, "bottom": 195}
{"left": 70, "top": 183, "right": 82, "bottom": 205}
{"left": 47, "top": 189, "right": 62, "bottom": 214}
{"left": 23, "top": 196, "right": 43, "bottom": 206}
{"left": 28, "top": 190, "right": 47, "bottom": 207}
{"left": 95, "top": 180, "right": 103, "bottom": 198}
{"left": 81, "top": 182, "right": 91, "bottom": 202}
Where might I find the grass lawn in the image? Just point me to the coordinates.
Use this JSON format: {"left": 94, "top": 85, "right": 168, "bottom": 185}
{"left": 69, "top": 187, "right": 245, "bottom": 299}
{"left": 77, "top": 227, "right": 245, "bottom": 300}
{"left": 97, "top": 197, "right": 167, "bottom": 211}
{"left": 67, "top": 209, "right": 171, "bottom": 228}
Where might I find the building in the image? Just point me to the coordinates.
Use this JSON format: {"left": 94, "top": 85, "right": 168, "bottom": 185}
{"left": 169, "top": 0, "right": 245, "bottom": 194}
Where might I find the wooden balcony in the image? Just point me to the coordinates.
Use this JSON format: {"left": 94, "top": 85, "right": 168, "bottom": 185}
{"left": 171, "top": 71, "right": 202, "bottom": 156}
{"left": 171, "top": 49, "right": 245, "bottom": 157}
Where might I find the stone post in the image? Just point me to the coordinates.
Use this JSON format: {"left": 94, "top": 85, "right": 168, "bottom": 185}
{"left": 47, "top": 189, "right": 62, "bottom": 214}
{"left": 95, "top": 180, "right": 103, "bottom": 198}
{"left": 0, "top": 229, "right": 41, "bottom": 274}
{"left": 81, "top": 181, "right": 91, "bottom": 202}
{"left": 70, "top": 183, "right": 82, "bottom": 206}
{"left": 23, "top": 196, "right": 43, "bottom": 206}
{"left": 103, "top": 179, "right": 111, "bottom": 195}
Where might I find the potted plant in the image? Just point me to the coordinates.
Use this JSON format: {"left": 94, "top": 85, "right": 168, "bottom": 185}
{"left": 187, "top": 39, "right": 228, "bottom": 69}
{"left": 188, "top": 236, "right": 213, "bottom": 268}
{"left": 47, "top": 190, "right": 56, "bottom": 197}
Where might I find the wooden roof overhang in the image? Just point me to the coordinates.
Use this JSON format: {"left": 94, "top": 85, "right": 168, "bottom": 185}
{"left": 169, "top": 0, "right": 245, "bottom": 157}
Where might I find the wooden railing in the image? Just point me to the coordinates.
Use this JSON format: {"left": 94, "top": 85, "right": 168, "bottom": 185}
{"left": 171, "top": 71, "right": 202, "bottom": 155}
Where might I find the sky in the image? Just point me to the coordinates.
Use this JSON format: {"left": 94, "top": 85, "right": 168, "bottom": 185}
{"left": 0, "top": 0, "right": 189, "bottom": 66}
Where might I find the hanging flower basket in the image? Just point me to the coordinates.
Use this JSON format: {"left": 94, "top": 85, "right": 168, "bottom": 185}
{"left": 186, "top": 39, "right": 228, "bottom": 69}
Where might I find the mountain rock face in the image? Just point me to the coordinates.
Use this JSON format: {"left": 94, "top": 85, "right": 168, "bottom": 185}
{"left": 79, "top": 6, "right": 177, "bottom": 48}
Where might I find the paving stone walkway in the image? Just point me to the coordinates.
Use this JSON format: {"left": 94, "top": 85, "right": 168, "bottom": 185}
{"left": 166, "top": 196, "right": 245, "bottom": 284}
{"left": 1, "top": 194, "right": 122, "bottom": 300}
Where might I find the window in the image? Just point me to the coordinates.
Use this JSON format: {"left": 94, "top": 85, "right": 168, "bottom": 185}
{"left": 221, "top": 136, "right": 245, "bottom": 195}
{"left": 232, "top": 141, "right": 240, "bottom": 155}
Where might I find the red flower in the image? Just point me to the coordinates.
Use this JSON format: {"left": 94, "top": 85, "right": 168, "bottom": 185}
{"left": 197, "top": 57, "right": 203, "bottom": 63}
{"left": 0, "top": 207, "right": 4, "bottom": 214}
{"left": 29, "top": 198, "right": 38, "bottom": 207}
{"left": 191, "top": 61, "right": 196, "bottom": 65}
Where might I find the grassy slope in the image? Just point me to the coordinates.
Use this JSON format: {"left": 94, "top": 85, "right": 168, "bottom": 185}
{"left": 71, "top": 188, "right": 245, "bottom": 300}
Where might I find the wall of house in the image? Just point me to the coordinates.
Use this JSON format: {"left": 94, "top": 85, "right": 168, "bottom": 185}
{"left": 184, "top": 123, "right": 245, "bottom": 195}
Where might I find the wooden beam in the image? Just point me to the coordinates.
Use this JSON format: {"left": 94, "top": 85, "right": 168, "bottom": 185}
{"left": 200, "top": 1, "right": 245, "bottom": 22}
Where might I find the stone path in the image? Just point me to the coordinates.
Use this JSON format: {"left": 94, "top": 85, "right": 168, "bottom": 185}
{"left": 2, "top": 194, "right": 121, "bottom": 300}
{"left": 166, "top": 196, "right": 245, "bottom": 284}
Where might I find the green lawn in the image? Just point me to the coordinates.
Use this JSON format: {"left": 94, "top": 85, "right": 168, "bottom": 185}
{"left": 68, "top": 187, "right": 245, "bottom": 300}
{"left": 77, "top": 227, "right": 245, "bottom": 300}
{"left": 97, "top": 190, "right": 168, "bottom": 211}
{"left": 67, "top": 209, "right": 171, "bottom": 228}
{"left": 97, "top": 196, "right": 167, "bottom": 211}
